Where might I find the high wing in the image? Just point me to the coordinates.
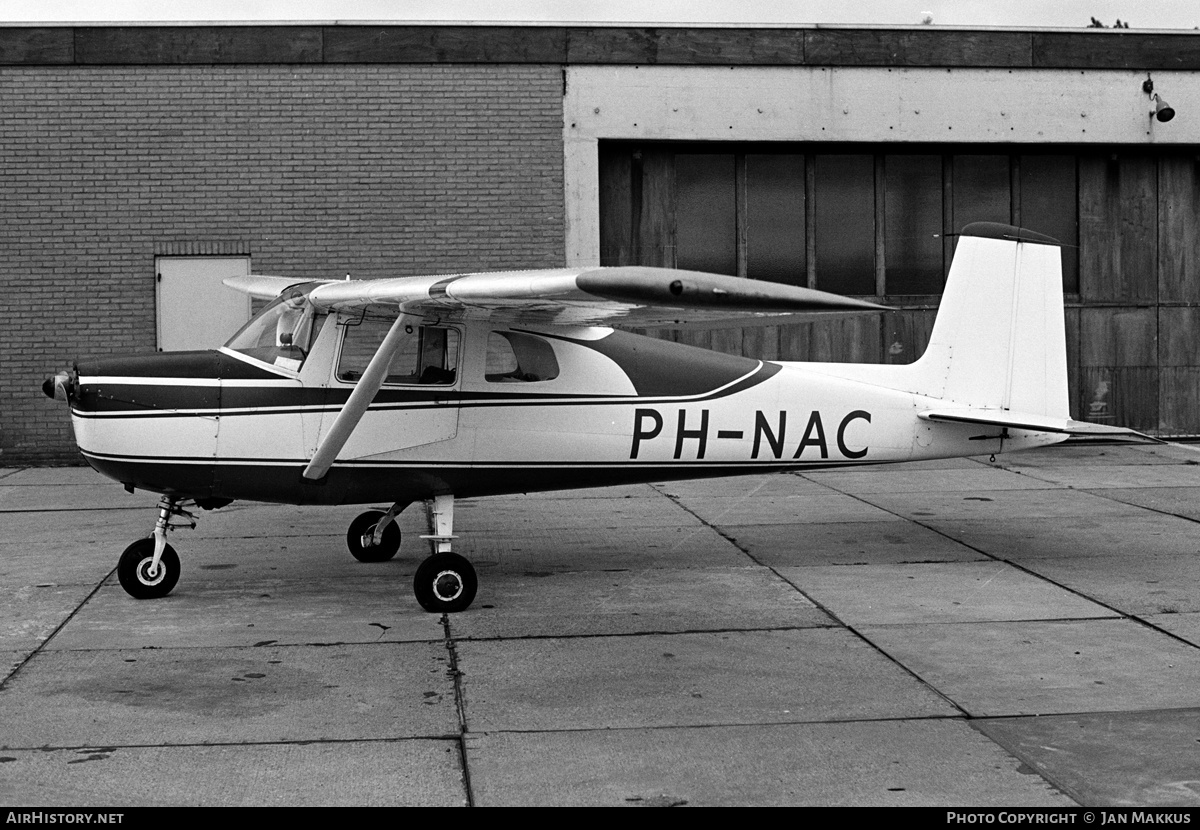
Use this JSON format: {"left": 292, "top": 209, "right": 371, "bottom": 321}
{"left": 225, "top": 266, "right": 884, "bottom": 327}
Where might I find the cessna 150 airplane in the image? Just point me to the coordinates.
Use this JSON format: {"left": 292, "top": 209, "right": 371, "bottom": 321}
{"left": 42, "top": 222, "right": 1138, "bottom": 613}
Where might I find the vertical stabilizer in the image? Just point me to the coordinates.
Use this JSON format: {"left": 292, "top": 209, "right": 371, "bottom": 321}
{"left": 910, "top": 222, "right": 1069, "bottom": 419}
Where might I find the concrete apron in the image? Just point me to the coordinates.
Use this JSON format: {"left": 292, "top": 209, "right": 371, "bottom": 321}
{"left": 0, "top": 443, "right": 1199, "bottom": 806}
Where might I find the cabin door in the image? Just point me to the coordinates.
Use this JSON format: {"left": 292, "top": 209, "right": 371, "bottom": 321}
{"left": 322, "top": 313, "right": 461, "bottom": 459}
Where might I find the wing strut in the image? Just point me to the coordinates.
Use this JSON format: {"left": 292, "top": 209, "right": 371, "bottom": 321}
{"left": 303, "top": 312, "right": 413, "bottom": 481}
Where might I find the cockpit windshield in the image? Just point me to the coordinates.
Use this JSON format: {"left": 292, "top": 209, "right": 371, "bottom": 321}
{"left": 223, "top": 282, "right": 327, "bottom": 371}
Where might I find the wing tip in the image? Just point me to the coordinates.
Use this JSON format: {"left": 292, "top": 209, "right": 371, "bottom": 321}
{"left": 222, "top": 275, "right": 304, "bottom": 300}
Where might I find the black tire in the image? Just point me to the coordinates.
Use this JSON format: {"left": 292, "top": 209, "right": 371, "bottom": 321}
{"left": 413, "top": 552, "right": 477, "bottom": 613}
{"left": 346, "top": 510, "right": 401, "bottom": 562}
{"left": 117, "top": 538, "right": 180, "bottom": 599}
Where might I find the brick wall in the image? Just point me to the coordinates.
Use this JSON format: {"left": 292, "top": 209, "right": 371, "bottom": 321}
{"left": 0, "top": 64, "right": 565, "bottom": 464}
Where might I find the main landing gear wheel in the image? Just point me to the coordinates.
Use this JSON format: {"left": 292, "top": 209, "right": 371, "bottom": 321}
{"left": 117, "top": 538, "right": 180, "bottom": 599}
{"left": 346, "top": 510, "right": 401, "bottom": 562}
{"left": 413, "top": 552, "right": 477, "bottom": 614}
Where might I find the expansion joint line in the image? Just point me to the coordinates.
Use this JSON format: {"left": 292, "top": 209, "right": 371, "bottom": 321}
{"left": 653, "top": 478, "right": 971, "bottom": 719}
{"left": 0, "top": 563, "right": 114, "bottom": 693}
{"left": 441, "top": 591, "right": 475, "bottom": 806}
{"left": 808, "top": 469, "right": 1200, "bottom": 660}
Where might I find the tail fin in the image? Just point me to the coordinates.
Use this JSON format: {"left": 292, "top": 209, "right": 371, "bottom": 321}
{"left": 909, "top": 222, "right": 1069, "bottom": 418}
{"left": 801, "top": 222, "right": 1153, "bottom": 440}
{"left": 907, "top": 223, "right": 1154, "bottom": 440}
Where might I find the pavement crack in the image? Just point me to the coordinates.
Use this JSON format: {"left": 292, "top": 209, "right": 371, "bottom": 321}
{"left": 441, "top": 613, "right": 475, "bottom": 807}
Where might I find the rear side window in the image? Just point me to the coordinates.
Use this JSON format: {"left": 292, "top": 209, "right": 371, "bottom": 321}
{"left": 485, "top": 331, "right": 559, "bottom": 383}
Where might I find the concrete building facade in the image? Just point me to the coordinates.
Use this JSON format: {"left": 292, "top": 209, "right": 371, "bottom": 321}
{"left": 4, "top": 24, "right": 1200, "bottom": 463}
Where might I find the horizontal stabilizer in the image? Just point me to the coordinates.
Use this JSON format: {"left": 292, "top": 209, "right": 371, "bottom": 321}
{"left": 919, "top": 409, "right": 1162, "bottom": 442}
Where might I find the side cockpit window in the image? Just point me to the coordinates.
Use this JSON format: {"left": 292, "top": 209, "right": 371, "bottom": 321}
{"left": 485, "top": 331, "right": 559, "bottom": 383}
{"left": 337, "top": 310, "right": 459, "bottom": 386}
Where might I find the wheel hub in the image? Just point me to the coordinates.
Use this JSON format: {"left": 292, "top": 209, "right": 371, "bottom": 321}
{"left": 432, "top": 570, "right": 463, "bottom": 602}
{"left": 137, "top": 558, "right": 164, "bottom": 586}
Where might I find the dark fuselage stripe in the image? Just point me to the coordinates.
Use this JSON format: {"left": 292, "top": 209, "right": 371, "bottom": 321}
{"left": 71, "top": 362, "right": 779, "bottom": 418}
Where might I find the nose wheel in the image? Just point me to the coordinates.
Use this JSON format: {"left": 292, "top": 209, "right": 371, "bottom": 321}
{"left": 117, "top": 538, "right": 180, "bottom": 599}
{"left": 115, "top": 496, "right": 194, "bottom": 599}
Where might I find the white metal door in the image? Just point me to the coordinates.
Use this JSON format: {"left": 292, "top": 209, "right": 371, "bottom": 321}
{"left": 156, "top": 256, "right": 252, "bottom": 351}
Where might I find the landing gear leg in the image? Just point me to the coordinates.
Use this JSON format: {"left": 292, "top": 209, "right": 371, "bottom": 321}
{"left": 117, "top": 496, "right": 194, "bottom": 599}
{"left": 413, "top": 494, "right": 477, "bottom": 613}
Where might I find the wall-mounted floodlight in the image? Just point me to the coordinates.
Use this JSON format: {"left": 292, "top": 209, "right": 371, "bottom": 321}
{"left": 1152, "top": 94, "right": 1176, "bottom": 123}
{"left": 1143, "top": 75, "right": 1176, "bottom": 123}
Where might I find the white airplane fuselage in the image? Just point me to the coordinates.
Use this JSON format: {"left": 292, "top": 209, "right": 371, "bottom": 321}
{"left": 69, "top": 317, "right": 1063, "bottom": 508}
